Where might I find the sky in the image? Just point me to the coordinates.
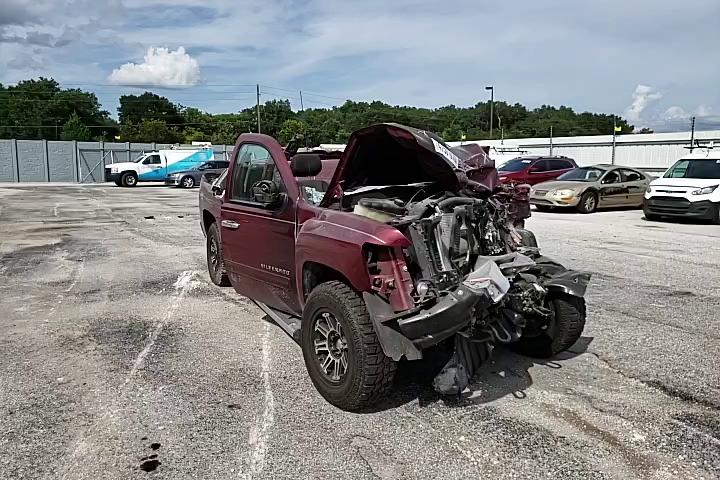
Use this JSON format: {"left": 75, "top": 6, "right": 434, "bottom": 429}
{"left": 1, "top": 0, "right": 719, "bottom": 132}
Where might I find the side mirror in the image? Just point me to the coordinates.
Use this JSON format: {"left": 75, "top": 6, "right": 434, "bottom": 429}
{"left": 251, "top": 180, "right": 283, "bottom": 207}
{"left": 211, "top": 183, "right": 224, "bottom": 196}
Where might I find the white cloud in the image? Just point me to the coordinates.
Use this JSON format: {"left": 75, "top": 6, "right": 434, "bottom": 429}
{"left": 624, "top": 84, "right": 662, "bottom": 123}
{"left": 696, "top": 104, "right": 712, "bottom": 117}
{"left": 663, "top": 106, "right": 689, "bottom": 121}
{"left": 107, "top": 46, "right": 201, "bottom": 87}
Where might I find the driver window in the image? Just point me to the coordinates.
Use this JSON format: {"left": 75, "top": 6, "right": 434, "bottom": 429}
{"left": 230, "top": 144, "right": 282, "bottom": 202}
{"left": 143, "top": 154, "right": 161, "bottom": 165}
{"left": 602, "top": 170, "right": 620, "bottom": 184}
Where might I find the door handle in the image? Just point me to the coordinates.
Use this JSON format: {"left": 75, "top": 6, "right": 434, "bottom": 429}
{"left": 221, "top": 220, "right": 239, "bottom": 229}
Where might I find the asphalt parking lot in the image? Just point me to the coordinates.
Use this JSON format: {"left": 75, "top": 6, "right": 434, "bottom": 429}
{"left": 1, "top": 184, "right": 719, "bottom": 480}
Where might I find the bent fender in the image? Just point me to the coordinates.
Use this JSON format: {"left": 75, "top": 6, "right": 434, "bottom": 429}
{"left": 543, "top": 270, "right": 592, "bottom": 298}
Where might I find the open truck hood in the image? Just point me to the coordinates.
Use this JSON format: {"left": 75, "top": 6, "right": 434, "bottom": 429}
{"left": 321, "top": 123, "right": 497, "bottom": 206}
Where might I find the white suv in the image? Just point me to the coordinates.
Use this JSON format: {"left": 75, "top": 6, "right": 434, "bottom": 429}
{"left": 644, "top": 149, "right": 720, "bottom": 224}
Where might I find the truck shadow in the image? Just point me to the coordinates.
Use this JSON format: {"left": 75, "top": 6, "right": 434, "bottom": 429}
{"left": 365, "top": 336, "right": 593, "bottom": 413}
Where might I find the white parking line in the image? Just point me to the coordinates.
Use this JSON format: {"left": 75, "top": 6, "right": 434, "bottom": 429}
{"left": 126, "top": 270, "right": 199, "bottom": 383}
{"left": 246, "top": 321, "right": 275, "bottom": 479}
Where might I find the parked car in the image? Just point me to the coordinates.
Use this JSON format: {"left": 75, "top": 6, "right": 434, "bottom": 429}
{"left": 200, "top": 124, "right": 590, "bottom": 410}
{"left": 165, "top": 160, "right": 230, "bottom": 188}
{"left": 644, "top": 149, "right": 720, "bottom": 223}
{"left": 497, "top": 156, "right": 577, "bottom": 185}
{"left": 530, "top": 165, "right": 651, "bottom": 213}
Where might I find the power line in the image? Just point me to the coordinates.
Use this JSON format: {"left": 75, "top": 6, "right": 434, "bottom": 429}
{"left": 261, "top": 85, "right": 347, "bottom": 102}
{"left": 0, "top": 97, "right": 258, "bottom": 103}
{"left": 0, "top": 121, "right": 254, "bottom": 128}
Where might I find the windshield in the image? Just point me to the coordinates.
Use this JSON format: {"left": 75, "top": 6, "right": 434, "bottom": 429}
{"left": 557, "top": 167, "right": 604, "bottom": 181}
{"left": 498, "top": 158, "right": 533, "bottom": 172}
{"left": 664, "top": 158, "right": 720, "bottom": 179}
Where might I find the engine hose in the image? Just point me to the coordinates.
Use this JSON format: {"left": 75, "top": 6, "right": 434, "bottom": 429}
{"left": 436, "top": 196, "right": 482, "bottom": 212}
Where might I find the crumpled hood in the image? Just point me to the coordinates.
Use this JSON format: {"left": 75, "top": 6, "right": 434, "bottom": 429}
{"left": 321, "top": 123, "right": 497, "bottom": 206}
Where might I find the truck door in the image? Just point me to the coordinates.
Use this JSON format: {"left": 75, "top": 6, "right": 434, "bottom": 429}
{"left": 139, "top": 153, "right": 164, "bottom": 181}
{"left": 220, "top": 142, "right": 299, "bottom": 314}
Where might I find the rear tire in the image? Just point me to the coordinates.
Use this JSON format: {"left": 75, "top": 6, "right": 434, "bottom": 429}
{"left": 206, "top": 222, "right": 230, "bottom": 286}
{"left": 577, "top": 191, "right": 597, "bottom": 213}
{"left": 713, "top": 204, "right": 720, "bottom": 225}
{"left": 509, "top": 294, "right": 586, "bottom": 358}
{"left": 301, "top": 281, "right": 397, "bottom": 411}
{"left": 120, "top": 172, "right": 137, "bottom": 187}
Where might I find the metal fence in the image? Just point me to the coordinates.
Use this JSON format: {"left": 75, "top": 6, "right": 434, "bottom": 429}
{"left": 0, "top": 140, "right": 235, "bottom": 183}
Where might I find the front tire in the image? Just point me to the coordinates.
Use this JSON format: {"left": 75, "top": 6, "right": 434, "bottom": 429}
{"left": 206, "top": 222, "right": 230, "bottom": 286}
{"left": 120, "top": 172, "right": 137, "bottom": 187}
{"left": 577, "top": 191, "right": 597, "bottom": 213}
{"left": 181, "top": 176, "right": 195, "bottom": 188}
{"left": 509, "top": 293, "right": 586, "bottom": 358}
{"left": 301, "top": 281, "right": 397, "bottom": 410}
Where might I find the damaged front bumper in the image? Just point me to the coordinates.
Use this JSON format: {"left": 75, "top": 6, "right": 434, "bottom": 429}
{"left": 396, "top": 287, "right": 480, "bottom": 349}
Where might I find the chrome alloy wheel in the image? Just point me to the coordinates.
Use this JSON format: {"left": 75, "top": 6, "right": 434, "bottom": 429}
{"left": 209, "top": 235, "right": 219, "bottom": 272}
{"left": 312, "top": 312, "right": 348, "bottom": 382}
{"left": 584, "top": 194, "right": 596, "bottom": 211}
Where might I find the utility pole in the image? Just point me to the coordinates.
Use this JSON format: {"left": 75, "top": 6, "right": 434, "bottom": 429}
{"left": 549, "top": 125, "right": 554, "bottom": 156}
{"left": 611, "top": 117, "right": 617, "bottom": 165}
{"left": 485, "top": 86, "right": 494, "bottom": 139}
{"left": 300, "top": 90, "right": 304, "bottom": 112}
{"left": 256, "top": 84, "right": 261, "bottom": 134}
{"left": 690, "top": 116, "right": 696, "bottom": 152}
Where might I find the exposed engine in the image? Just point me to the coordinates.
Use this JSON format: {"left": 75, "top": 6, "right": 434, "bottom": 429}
{"left": 347, "top": 183, "right": 588, "bottom": 395}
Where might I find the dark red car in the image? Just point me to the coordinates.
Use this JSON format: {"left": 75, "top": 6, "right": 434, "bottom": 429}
{"left": 498, "top": 156, "right": 577, "bottom": 185}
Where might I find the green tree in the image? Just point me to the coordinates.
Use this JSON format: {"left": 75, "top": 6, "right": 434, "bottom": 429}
{"left": 278, "top": 119, "right": 308, "bottom": 145}
{"left": 0, "top": 77, "right": 112, "bottom": 140}
{"left": 61, "top": 112, "right": 91, "bottom": 141}
{"left": 118, "top": 92, "right": 184, "bottom": 126}
{"left": 119, "top": 120, "right": 182, "bottom": 143}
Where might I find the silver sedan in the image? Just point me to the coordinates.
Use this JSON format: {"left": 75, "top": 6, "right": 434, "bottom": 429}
{"left": 529, "top": 165, "right": 651, "bottom": 213}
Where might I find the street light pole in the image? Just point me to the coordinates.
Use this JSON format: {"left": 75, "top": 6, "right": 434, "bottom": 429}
{"left": 485, "top": 86, "right": 494, "bottom": 139}
{"left": 690, "top": 116, "right": 696, "bottom": 152}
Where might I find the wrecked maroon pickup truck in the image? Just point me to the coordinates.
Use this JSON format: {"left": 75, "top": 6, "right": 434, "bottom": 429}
{"left": 199, "top": 124, "right": 589, "bottom": 410}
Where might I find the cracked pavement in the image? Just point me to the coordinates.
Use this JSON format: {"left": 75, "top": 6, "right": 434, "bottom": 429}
{"left": 0, "top": 184, "right": 718, "bottom": 479}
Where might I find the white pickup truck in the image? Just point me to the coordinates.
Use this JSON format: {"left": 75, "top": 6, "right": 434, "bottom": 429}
{"left": 105, "top": 148, "right": 214, "bottom": 187}
{"left": 644, "top": 148, "right": 720, "bottom": 224}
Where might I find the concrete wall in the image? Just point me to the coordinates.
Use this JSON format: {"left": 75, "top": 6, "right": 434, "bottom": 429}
{"left": 0, "top": 141, "right": 235, "bottom": 183}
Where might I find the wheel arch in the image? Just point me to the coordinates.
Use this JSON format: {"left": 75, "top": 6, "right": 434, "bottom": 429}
{"left": 201, "top": 209, "right": 216, "bottom": 236}
{"left": 301, "top": 261, "right": 356, "bottom": 301}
